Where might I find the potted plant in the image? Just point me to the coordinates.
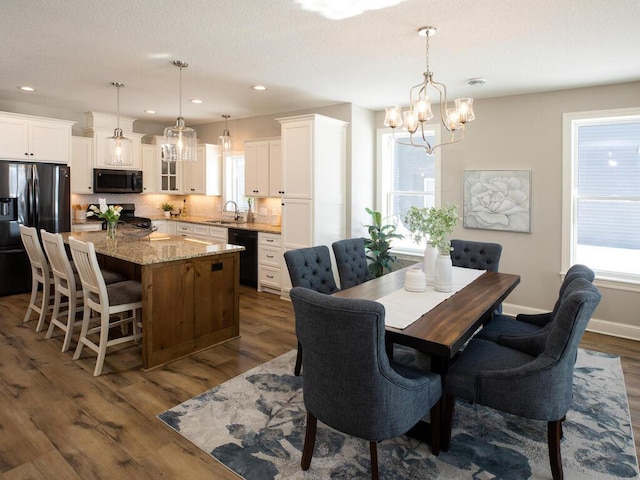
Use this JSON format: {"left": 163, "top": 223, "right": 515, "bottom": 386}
{"left": 363, "top": 207, "right": 404, "bottom": 278}
{"left": 87, "top": 198, "right": 123, "bottom": 239}
{"left": 161, "top": 202, "right": 174, "bottom": 218}
{"left": 404, "top": 204, "right": 459, "bottom": 290}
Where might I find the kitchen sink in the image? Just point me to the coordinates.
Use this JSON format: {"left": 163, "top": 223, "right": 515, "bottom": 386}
{"left": 205, "top": 220, "right": 240, "bottom": 226}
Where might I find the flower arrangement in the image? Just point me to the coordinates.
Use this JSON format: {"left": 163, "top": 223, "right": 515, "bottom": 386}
{"left": 161, "top": 202, "right": 174, "bottom": 212}
{"left": 404, "top": 204, "right": 459, "bottom": 253}
{"left": 86, "top": 198, "right": 123, "bottom": 224}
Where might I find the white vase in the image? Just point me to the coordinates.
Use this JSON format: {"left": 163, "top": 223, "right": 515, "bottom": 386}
{"left": 434, "top": 252, "right": 453, "bottom": 292}
{"left": 423, "top": 242, "right": 438, "bottom": 286}
{"left": 164, "top": 211, "right": 171, "bottom": 218}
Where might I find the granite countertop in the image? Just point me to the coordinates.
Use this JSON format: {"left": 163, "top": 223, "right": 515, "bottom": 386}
{"left": 151, "top": 215, "right": 282, "bottom": 235}
{"left": 61, "top": 230, "right": 245, "bottom": 266}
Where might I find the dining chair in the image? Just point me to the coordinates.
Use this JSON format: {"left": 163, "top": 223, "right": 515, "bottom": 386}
{"left": 68, "top": 237, "right": 142, "bottom": 376}
{"left": 284, "top": 245, "right": 339, "bottom": 376}
{"left": 443, "top": 277, "right": 601, "bottom": 480}
{"left": 290, "top": 287, "right": 442, "bottom": 479}
{"left": 332, "top": 238, "right": 375, "bottom": 289}
{"left": 475, "top": 264, "right": 595, "bottom": 353}
{"left": 19, "top": 225, "right": 53, "bottom": 332}
{"left": 450, "top": 239, "right": 503, "bottom": 315}
{"left": 40, "top": 230, "right": 127, "bottom": 352}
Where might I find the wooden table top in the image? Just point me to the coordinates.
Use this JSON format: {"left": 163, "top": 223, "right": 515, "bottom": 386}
{"left": 334, "top": 265, "right": 521, "bottom": 360}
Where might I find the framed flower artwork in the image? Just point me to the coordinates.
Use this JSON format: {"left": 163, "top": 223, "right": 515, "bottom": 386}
{"left": 463, "top": 170, "right": 531, "bottom": 233}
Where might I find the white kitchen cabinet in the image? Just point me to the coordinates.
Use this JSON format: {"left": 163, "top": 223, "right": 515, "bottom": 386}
{"left": 258, "top": 232, "right": 282, "bottom": 294}
{"left": 175, "top": 222, "right": 227, "bottom": 243}
{"left": 141, "top": 144, "right": 157, "bottom": 193}
{"left": 182, "top": 144, "right": 221, "bottom": 195}
{"left": 277, "top": 114, "right": 347, "bottom": 297}
{"left": 244, "top": 138, "right": 281, "bottom": 197}
{"left": 71, "top": 136, "right": 94, "bottom": 194}
{"left": 165, "top": 220, "right": 177, "bottom": 236}
{"left": 71, "top": 222, "right": 102, "bottom": 232}
{"left": 151, "top": 220, "right": 166, "bottom": 233}
{"left": 0, "top": 111, "right": 73, "bottom": 163}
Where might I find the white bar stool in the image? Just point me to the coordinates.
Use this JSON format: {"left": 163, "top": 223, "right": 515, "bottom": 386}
{"left": 19, "top": 225, "right": 53, "bottom": 332}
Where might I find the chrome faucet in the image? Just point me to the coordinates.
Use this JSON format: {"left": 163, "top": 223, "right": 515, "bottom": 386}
{"left": 223, "top": 200, "right": 239, "bottom": 221}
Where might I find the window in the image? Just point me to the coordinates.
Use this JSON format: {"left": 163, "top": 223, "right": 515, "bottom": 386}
{"left": 222, "top": 152, "right": 249, "bottom": 210}
{"left": 377, "top": 127, "right": 442, "bottom": 254}
{"left": 562, "top": 108, "right": 640, "bottom": 288}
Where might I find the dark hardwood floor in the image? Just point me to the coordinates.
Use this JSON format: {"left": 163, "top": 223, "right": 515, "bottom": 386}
{"left": 0, "top": 287, "right": 638, "bottom": 478}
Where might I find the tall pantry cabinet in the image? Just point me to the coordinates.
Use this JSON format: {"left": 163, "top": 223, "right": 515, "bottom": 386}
{"left": 277, "top": 114, "right": 348, "bottom": 297}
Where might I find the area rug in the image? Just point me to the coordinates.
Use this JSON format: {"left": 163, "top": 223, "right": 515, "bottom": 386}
{"left": 158, "top": 349, "right": 639, "bottom": 479}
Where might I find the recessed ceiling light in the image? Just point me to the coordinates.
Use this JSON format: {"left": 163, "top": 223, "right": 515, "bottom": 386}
{"left": 467, "top": 77, "right": 487, "bottom": 86}
{"left": 251, "top": 85, "right": 267, "bottom": 91}
{"left": 18, "top": 86, "right": 35, "bottom": 92}
{"left": 190, "top": 99, "right": 203, "bottom": 104}
{"left": 144, "top": 110, "right": 156, "bottom": 114}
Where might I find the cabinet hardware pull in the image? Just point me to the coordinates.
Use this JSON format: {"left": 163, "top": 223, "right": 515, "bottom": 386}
{"left": 266, "top": 275, "right": 274, "bottom": 279}
{"left": 267, "top": 255, "right": 274, "bottom": 258}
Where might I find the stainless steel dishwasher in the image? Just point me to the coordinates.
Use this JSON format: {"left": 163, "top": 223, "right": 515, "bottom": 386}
{"left": 228, "top": 228, "right": 258, "bottom": 288}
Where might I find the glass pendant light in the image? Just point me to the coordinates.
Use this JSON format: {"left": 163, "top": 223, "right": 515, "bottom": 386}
{"left": 164, "top": 60, "right": 197, "bottom": 162}
{"left": 105, "top": 82, "right": 133, "bottom": 166}
{"left": 219, "top": 114, "right": 232, "bottom": 153}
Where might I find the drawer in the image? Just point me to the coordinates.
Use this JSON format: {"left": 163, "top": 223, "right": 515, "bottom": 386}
{"left": 259, "top": 265, "right": 281, "bottom": 287}
{"left": 259, "top": 246, "right": 282, "bottom": 267}
{"left": 259, "top": 232, "right": 281, "bottom": 247}
{"left": 71, "top": 223, "right": 102, "bottom": 232}
{"left": 176, "top": 224, "right": 194, "bottom": 234}
{"left": 209, "top": 226, "right": 228, "bottom": 242}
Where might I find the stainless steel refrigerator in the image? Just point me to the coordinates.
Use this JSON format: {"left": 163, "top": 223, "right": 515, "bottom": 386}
{"left": 0, "top": 160, "right": 70, "bottom": 296}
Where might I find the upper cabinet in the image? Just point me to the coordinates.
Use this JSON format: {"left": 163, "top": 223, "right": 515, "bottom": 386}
{"left": 141, "top": 144, "right": 157, "bottom": 194}
{"left": 145, "top": 135, "right": 221, "bottom": 195}
{"left": 82, "top": 112, "right": 143, "bottom": 170}
{"left": 244, "top": 137, "right": 281, "bottom": 197}
{"left": 70, "top": 136, "right": 94, "bottom": 194}
{"left": 0, "top": 111, "right": 73, "bottom": 163}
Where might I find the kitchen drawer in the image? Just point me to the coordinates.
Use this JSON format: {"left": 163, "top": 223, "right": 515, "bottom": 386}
{"left": 259, "top": 245, "right": 281, "bottom": 267}
{"left": 209, "top": 226, "right": 228, "bottom": 242}
{"left": 258, "top": 265, "right": 281, "bottom": 288}
{"left": 193, "top": 224, "right": 210, "bottom": 237}
{"left": 259, "top": 232, "right": 281, "bottom": 247}
{"left": 71, "top": 223, "right": 102, "bottom": 232}
{"left": 176, "top": 224, "right": 194, "bottom": 234}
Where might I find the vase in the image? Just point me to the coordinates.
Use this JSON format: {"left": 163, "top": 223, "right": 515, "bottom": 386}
{"left": 106, "top": 220, "right": 118, "bottom": 239}
{"left": 164, "top": 211, "right": 171, "bottom": 218}
{"left": 434, "top": 252, "right": 453, "bottom": 292}
{"left": 423, "top": 242, "right": 438, "bottom": 286}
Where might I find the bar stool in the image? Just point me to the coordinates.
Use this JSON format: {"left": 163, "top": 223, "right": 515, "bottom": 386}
{"left": 19, "top": 225, "right": 53, "bottom": 332}
{"left": 68, "top": 237, "right": 142, "bottom": 376}
{"left": 40, "top": 230, "right": 127, "bottom": 352}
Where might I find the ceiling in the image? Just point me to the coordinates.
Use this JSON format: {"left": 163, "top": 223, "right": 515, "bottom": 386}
{"left": 2, "top": 0, "right": 639, "bottom": 126}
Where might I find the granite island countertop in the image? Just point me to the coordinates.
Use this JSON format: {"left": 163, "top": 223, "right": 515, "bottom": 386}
{"left": 61, "top": 230, "right": 244, "bottom": 266}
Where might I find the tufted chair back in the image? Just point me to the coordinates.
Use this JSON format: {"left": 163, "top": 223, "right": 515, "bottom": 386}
{"left": 332, "top": 238, "right": 375, "bottom": 289}
{"left": 450, "top": 239, "right": 502, "bottom": 272}
{"left": 284, "top": 246, "right": 339, "bottom": 294}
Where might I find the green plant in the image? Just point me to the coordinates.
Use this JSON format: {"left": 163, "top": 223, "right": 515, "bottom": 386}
{"left": 161, "top": 202, "right": 174, "bottom": 212}
{"left": 363, "top": 207, "right": 404, "bottom": 278}
{"left": 404, "top": 204, "right": 459, "bottom": 253}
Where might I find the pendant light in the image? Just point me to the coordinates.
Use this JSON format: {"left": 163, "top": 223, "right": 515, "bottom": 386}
{"left": 105, "top": 82, "right": 133, "bottom": 166}
{"left": 164, "top": 60, "right": 197, "bottom": 162}
{"left": 219, "top": 114, "right": 232, "bottom": 153}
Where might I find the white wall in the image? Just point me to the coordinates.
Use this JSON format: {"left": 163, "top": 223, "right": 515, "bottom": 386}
{"left": 376, "top": 80, "right": 640, "bottom": 336}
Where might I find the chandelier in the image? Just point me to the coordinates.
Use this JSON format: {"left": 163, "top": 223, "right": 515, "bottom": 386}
{"left": 219, "top": 114, "right": 232, "bottom": 153}
{"left": 105, "top": 82, "right": 133, "bottom": 166}
{"left": 164, "top": 60, "right": 197, "bottom": 162}
{"left": 384, "top": 26, "right": 475, "bottom": 155}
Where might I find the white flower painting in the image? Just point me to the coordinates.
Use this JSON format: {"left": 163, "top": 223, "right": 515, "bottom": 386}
{"left": 463, "top": 170, "right": 531, "bottom": 233}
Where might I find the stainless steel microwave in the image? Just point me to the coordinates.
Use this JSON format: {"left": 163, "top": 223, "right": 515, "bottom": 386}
{"left": 93, "top": 169, "right": 143, "bottom": 193}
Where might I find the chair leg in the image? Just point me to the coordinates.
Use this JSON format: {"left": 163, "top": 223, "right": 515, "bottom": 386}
{"left": 369, "top": 441, "right": 379, "bottom": 480}
{"left": 548, "top": 419, "right": 564, "bottom": 480}
{"left": 45, "top": 288, "right": 62, "bottom": 339}
{"left": 442, "top": 394, "right": 455, "bottom": 452}
{"left": 430, "top": 399, "right": 441, "bottom": 456}
{"left": 23, "top": 278, "right": 39, "bottom": 323}
{"left": 93, "top": 311, "right": 110, "bottom": 376}
{"left": 73, "top": 304, "right": 91, "bottom": 360}
{"left": 35, "top": 280, "right": 51, "bottom": 332}
{"left": 294, "top": 342, "right": 303, "bottom": 376}
{"left": 301, "top": 412, "right": 317, "bottom": 471}
{"left": 61, "top": 293, "right": 78, "bottom": 352}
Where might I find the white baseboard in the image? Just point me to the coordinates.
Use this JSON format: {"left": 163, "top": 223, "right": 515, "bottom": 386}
{"left": 503, "top": 302, "right": 640, "bottom": 342}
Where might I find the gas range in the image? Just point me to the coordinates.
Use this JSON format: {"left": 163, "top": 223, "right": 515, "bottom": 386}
{"left": 88, "top": 203, "right": 152, "bottom": 229}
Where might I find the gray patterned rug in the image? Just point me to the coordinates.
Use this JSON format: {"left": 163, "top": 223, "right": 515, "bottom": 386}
{"left": 158, "top": 349, "right": 638, "bottom": 479}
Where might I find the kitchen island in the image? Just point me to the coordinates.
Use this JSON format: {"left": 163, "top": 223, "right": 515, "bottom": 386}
{"left": 61, "top": 230, "right": 244, "bottom": 369}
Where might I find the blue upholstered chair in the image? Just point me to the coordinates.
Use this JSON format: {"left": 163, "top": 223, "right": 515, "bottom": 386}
{"left": 290, "top": 287, "right": 442, "bottom": 479}
{"left": 332, "top": 238, "right": 374, "bottom": 289}
{"left": 284, "top": 246, "right": 339, "bottom": 376}
{"left": 450, "top": 239, "right": 502, "bottom": 272}
{"left": 475, "top": 264, "right": 595, "bottom": 353}
{"left": 443, "top": 277, "right": 601, "bottom": 480}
